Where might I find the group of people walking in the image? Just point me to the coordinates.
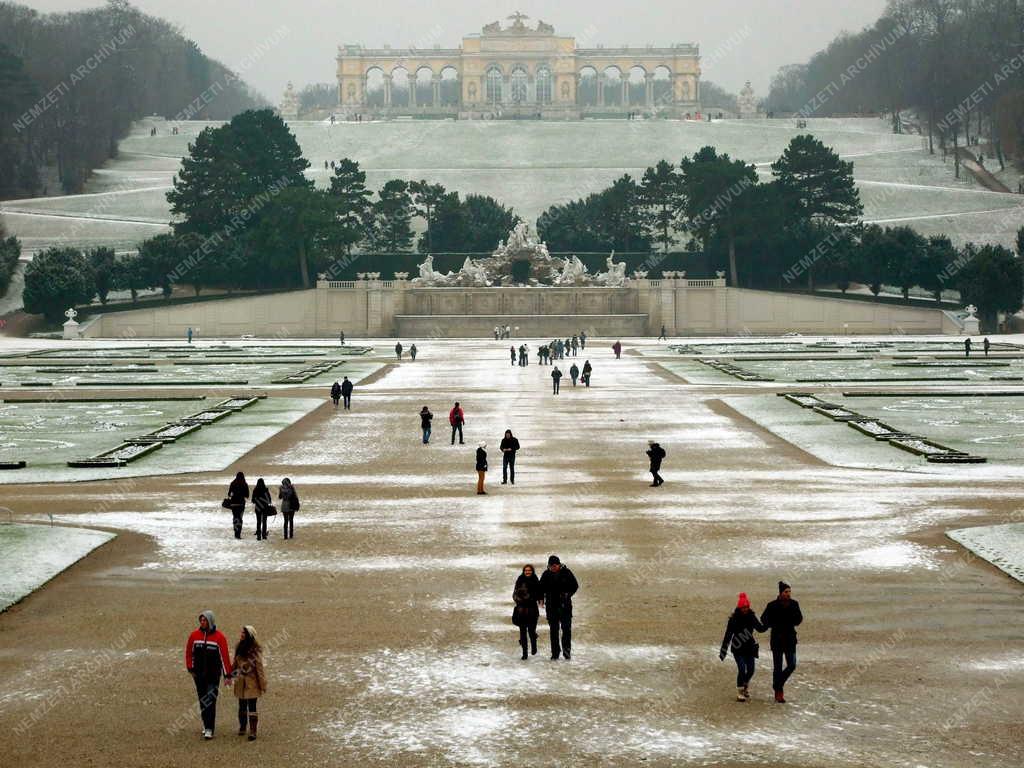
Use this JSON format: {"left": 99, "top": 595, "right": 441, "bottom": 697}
{"left": 185, "top": 611, "right": 266, "bottom": 740}
{"left": 550, "top": 360, "right": 592, "bottom": 393}
{"left": 394, "top": 341, "right": 418, "bottom": 361}
{"left": 512, "top": 556, "right": 579, "bottom": 661}
{"left": 330, "top": 377, "right": 354, "bottom": 409}
{"left": 224, "top": 472, "right": 300, "bottom": 540}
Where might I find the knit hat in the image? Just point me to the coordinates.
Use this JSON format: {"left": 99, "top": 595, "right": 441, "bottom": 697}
{"left": 244, "top": 625, "right": 257, "bottom": 642}
{"left": 736, "top": 592, "right": 750, "bottom": 610}
{"left": 548, "top": 555, "right": 561, "bottom": 566}
{"left": 778, "top": 581, "right": 791, "bottom": 593}
{"left": 479, "top": 442, "right": 487, "bottom": 448}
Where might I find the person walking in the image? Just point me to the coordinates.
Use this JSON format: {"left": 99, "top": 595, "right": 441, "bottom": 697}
{"left": 252, "top": 478, "right": 272, "bottom": 541}
{"left": 279, "top": 478, "right": 299, "bottom": 540}
{"left": 719, "top": 592, "right": 766, "bottom": 702}
{"left": 579, "top": 331, "right": 587, "bottom": 350}
{"left": 410, "top": 343, "right": 418, "bottom": 361}
{"left": 395, "top": 341, "right": 404, "bottom": 360}
{"left": 185, "top": 610, "right": 232, "bottom": 740}
{"left": 341, "top": 376, "right": 353, "bottom": 410}
{"left": 227, "top": 472, "right": 249, "bottom": 540}
{"left": 646, "top": 440, "right": 666, "bottom": 486}
{"left": 571, "top": 336, "right": 579, "bottom": 356}
{"left": 339, "top": 330, "right": 345, "bottom": 345}
{"left": 983, "top": 337, "right": 991, "bottom": 356}
{"left": 760, "top": 581, "right": 803, "bottom": 703}
{"left": 538, "top": 555, "right": 578, "bottom": 660}
{"left": 612, "top": 340, "right": 622, "bottom": 359}
{"left": 512, "top": 564, "right": 542, "bottom": 660}
{"left": 330, "top": 381, "right": 342, "bottom": 409}
{"left": 500, "top": 429, "right": 520, "bottom": 485}
{"left": 231, "top": 625, "right": 266, "bottom": 740}
{"left": 581, "top": 360, "right": 593, "bottom": 387}
{"left": 569, "top": 362, "right": 580, "bottom": 386}
{"left": 475, "top": 442, "right": 488, "bottom": 495}
{"left": 420, "top": 406, "right": 433, "bottom": 444}
{"left": 551, "top": 365, "right": 563, "bottom": 395}
{"left": 659, "top": 324, "right": 667, "bottom": 341}
{"left": 964, "top": 337, "right": 972, "bottom": 358}
{"left": 187, "top": 327, "right": 193, "bottom": 344}
{"left": 510, "top": 346, "right": 517, "bottom": 367}
{"left": 449, "top": 402, "right": 466, "bottom": 445}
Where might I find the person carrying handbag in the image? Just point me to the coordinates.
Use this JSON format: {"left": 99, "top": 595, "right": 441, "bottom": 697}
{"left": 226, "top": 472, "right": 249, "bottom": 540}
{"left": 252, "top": 478, "right": 273, "bottom": 541}
{"left": 279, "top": 478, "right": 299, "bottom": 540}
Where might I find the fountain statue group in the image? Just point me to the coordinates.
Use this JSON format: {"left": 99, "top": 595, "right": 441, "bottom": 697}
{"left": 413, "top": 222, "right": 629, "bottom": 288}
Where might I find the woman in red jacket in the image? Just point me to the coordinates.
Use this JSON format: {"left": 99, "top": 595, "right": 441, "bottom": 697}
{"left": 185, "top": 610, "right": 233, "bottom": 739}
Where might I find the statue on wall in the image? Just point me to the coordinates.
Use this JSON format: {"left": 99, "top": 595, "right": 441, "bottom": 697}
{"left": 555, "top": 255, "right": 589, "bottom": 285}
{"left": 483, "top": 21, "right": 501, "bottom": 34}
{"left": 413, "top": 254, "right": 454, "bottom": 286}
{"left": 536, "top": 20, "right": 555, "bottom": 34}
{"left": 455, "top": 256, "right": 492, "bottom": 287}
{"left": 596, "top": 251, "right": 628, "bottom": 286}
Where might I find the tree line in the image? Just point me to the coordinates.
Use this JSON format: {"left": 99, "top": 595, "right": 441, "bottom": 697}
{"left": 0, "top": 0, "right": 265, "bottom": 199}
{"left": 766, "top": 0, "right": 1024, "bottom": 169}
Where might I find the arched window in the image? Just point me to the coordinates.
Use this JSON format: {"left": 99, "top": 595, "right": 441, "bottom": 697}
{"left": 510, "top": 67, "right": 528, "bottom": 104}
{"left": 536, "top": 67, "right": 553, "bottom": 104}
{"left": 485, "top": 68, "right": 503, "bottom": 105}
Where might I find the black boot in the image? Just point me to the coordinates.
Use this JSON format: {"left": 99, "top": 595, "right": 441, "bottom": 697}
{"left": 530, "top": 633, "right": 537, "bottom": 656}
{"left": 521, "top": 643, "right": 528, "bottom": 661}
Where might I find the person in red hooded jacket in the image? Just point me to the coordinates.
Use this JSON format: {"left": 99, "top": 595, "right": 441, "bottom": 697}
{"left": 449, "top": 401, "right": 465, "bottom": 445}
{"left": 185, "top": 610, "right": 233, "bottom": 739}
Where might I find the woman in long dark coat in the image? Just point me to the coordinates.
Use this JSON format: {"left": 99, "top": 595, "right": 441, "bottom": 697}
{"left": 512, "top": 564, "right": 542, "bottom": 660}
{"left": 719, "top": 592, "right": 766, "bottom": 702}
{"left": 279, "top": 478, "right": 299, "bottom": 540}
{"left": 227, "top": 472, "right": 249, "bottom": 540}
{"left": 252, "top": 478, "right": 272, "bottom": 541}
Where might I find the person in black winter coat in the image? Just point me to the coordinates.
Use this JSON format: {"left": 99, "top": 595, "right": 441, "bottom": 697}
{"left": 538, "top": 555, "right": 579, "bottom": 660}
{"left": 719, "top": 592, "right": 766, "bottom": 702}
{"left": 500, "top": 429, "right": 520, "bottom": 485}
{"left": 512, "top": 564, "right": 542, "bottom": 660}
{"left": 420, "top": 406, "right": 433, "bottom": 444}
{"left": 251, "top": 478, "right": 272, "bottom": 541}
{"left": 475, "top": 442, "right": 488, "bottom": 495}
{"left": 551, "top": 366, "right": 562, "bottom": 394}
{"left": 227, "top": 472, "right": 249, "bottom": 539}
{"left": 646, "top": 441, "right": 666, "bottom": 486}
{"left": 330, "top": 381, "right": 342, "bottom": 408}
{"left": 340, "top": 377, "right": 354, "bottom": 410}
{"left": 760, "top": 581, "right": 803, "bottom": 703}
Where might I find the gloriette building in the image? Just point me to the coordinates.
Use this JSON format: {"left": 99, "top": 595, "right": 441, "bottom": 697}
{"left": 335, "top": 13, "right": 702, "bottom": 119}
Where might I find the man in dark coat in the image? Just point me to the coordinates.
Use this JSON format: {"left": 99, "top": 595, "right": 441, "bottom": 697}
{"left": 500, "top": 429, "right": 520, "bottom": 485}
{"left": 340, "top": 376, "right": 354, "bottom": 410}
{"left": 538, "top": 555, "right": 579, "bottom": 660}
{"left": 395, "top": 341, "right": 403, "bottom": 360}
{"left": 569, "top": 362, "right": 580, "bottom": 386}
{"left": 760, "top": 581, "right": 803, "bottom": 703}
{"left": 964, "top": 337, "right": 972, "bottom": 358}
{"left": 551, "top": 366, "right": 562, "bottom": 395}
{"left": 646, "top": 440, "right": 666, "bottom": 486}
{"left": 510, "top": 346, "right": 517, "bottom": 367}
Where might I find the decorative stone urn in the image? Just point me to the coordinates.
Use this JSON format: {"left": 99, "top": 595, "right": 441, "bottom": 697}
{"left": 62, "top": 307, "right": 81, "bottom": 340}
{"left": 393, "top": 272, "right": 410, "bottom": 281}
{"left": 963, "top": 304, "right": 981, "bottom": 335}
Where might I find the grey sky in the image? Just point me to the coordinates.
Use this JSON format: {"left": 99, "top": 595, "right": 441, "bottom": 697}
{"left": 23, "top": 1, "right": 888, "bottom": 100}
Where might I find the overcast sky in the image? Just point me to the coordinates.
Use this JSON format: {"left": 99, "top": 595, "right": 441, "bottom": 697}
{"left": 23, "top": 0, "right": 889, "bottom": 100}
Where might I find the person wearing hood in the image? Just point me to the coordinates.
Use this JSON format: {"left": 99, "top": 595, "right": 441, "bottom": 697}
{"left": 538, "top": 555, "right": 579, "bottom": 660}
{"left": 227, "top": 472, "right": 249, "bottom": 540}
{"left": 646, "top": 441, "right": 666, "bottom": 487}
{"left": 330, "top": 381, "right": 342, "bottom": 408}
{"left": 395, "top": 341, "right": 403, "bottom": 360}
{"left": 719, "top": 592, "right": 766, "bottom": 702}
{"left": 279, "top": 478, "right": 300, "bottom": 539}
{"left": 475, "top": 442, "right": 488, "bottom": 495}
{"left": 410, "top": 343, "right": 418, "bottom": 361}
{"left": 251, "top": 478, "right": 272, "bottom": 541}
{"left": 581, "top": 360, "right": 592, "bottom": 387}
{"left": 612, "top": 340, "right": 622, "bottom": 359}
{"left": 232, "top": 625, "right": 267, "bottom": 740}
{"left": 449, "top": 401, "right": 466, "bottom": 445}
{"left": 185, "top": 610, "right": 233, "bottom": 739}
{"left": 569, "top": 362, "right": 580, "bottom": 386}
{"left": 512, "top": 564, "right": 542, "bottom": 660}
{"left": 761, "top": 581, "right": 803, "bottom": 703}
{"left": 500, "top": 429, "right": 520, "bottom": 485}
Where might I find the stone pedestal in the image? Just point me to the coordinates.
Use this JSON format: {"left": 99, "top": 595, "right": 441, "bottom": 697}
{"left": 63, "top": 319, "right": 81, "bottom": 340}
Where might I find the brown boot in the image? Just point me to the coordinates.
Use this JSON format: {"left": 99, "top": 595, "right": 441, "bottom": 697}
{"left": 248, "top": 714, "right": 258, "bottom": 740}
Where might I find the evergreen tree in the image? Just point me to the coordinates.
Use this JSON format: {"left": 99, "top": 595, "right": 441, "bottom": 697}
{"left": 639, "top": 160, "right": 684, "bottom": 254}
{"left": 955, "top": 244, "right": 1024, "bottom": 332}
{"left": 679, "top": 146, "right": 758, "bottom": 286}
{"left": 885, "top": 226, "right": 928, "bottom": 301}
{"left": 373, "top": 179, "right": 414, "bottom": 253}
{"left": 22, "top": 247, "right": 95, "bottom": 321}
{"left": 87, "top": 247, "right": 117, "bottom": 304}
{"left": 253, "top": 186, "right": 336, "bottom": 288}
{"left": 598, "top": 175, "right": 648, "bottom": 253}
{"left": 772, "top": 135, "right": 862, "bottom": 225}
{"left": 460, "top": 195, "right": 519, "bottom": 253}
{"left": 409, "top": 180, "right": 447, "bottom": 253}
{"left": 327, "top": 158, "right": 373, "bottom": 255}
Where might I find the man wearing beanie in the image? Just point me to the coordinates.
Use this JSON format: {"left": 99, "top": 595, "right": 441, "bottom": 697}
{"left": 760, "top": 581, "right": 803, "bottom": 703}
{"left": 538, "top": 555, "right": 579, "bottom": 660}
{"left": 719, "top": 592, "right": 766, "bottom": 702}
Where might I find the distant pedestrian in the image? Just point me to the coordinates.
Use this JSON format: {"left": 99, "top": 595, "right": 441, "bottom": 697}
{"left": 187, "top": 327, "right": 193, "bottom": 344}
{"left": 420, "top": 406, "right": 433, "bottom": 444}
{"left": 395, "top": 341, "right": 403, "bottom": 360}
{"left": 612, "top": 340, "right": 622, "bottom": 359}
{"left": 252, "top": 478, "right": 272, "bottom": 541}
{"left": 538, "top": 555, "right": 578, "bottom": 660}
{"left": 512, "top": 564, "right": 541, "bottom": 660}
{"left": 510, "top": 346, "right": 517, "bottom": 367}
{"left": 231, "top": 625, "right": 266, "bottom": 740}
{"left": 339, "top": 330, "right": 345, "bottom": 345}
{"left": 720, "top": 592, "right": 766, "bottom": 702}
{"left": 579, "top": 331, "right": 587, "bottom": 350}
{"left": 185, "top": 610, "right": 232, "bottom": 740}
{"left": 226, "top": 472, "right": 249, "bottom": 539}
{"left": 551, "top": 365, "right": 562, "bottom": 394}
{"left": 410, "top": 343, "right": 418, "bottom": 361}
{"left": 571, "top": 336, "right": 579, "bottom": 356}
{"left": 340, "top": 376, "right": 353, "bottom": 409}
{"left": 581, "top": 360, "right": 592, "bottom": 387}
{"left": 569, "top": 362, "right": 579, "bottom": 386}
{"left": 450, "top": 401, "right": 466, "bottom": 445}
{"left": 964, "top": 337, "right": 972, "bottom": 358}
{"left": 501, "top": 429, "right": 520, "bottom": 484}
{"left": 983, "top": 337, "right": 991, "bottom": 356}
{"left": 476, "top": 442, "right": 488, "bottom": 495}
{"left": 494, "top": 326, "right": 500, "bottom": 340}
{"left": 330, "top": 381, "right": 342, "bottom": 408}
{"left": 279, "top": 478, "right": 299, "bottom": 540}
{"left": 761, "top": 581, "right": 803, "bottom": 703}
{"left": 646, "top": 440, "right": 666, "bottom": 486}
{"left": 659, "top": 325, "right": 667, "bottom": 341}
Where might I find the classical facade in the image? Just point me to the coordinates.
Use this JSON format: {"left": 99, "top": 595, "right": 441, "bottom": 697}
{"left": 335, "top": 13, "right": 702, "bottom": 118}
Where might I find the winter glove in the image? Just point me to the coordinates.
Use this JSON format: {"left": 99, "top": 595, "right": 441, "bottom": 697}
{"left": 719, "top": 651, "right": 726, "bottom": 661}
